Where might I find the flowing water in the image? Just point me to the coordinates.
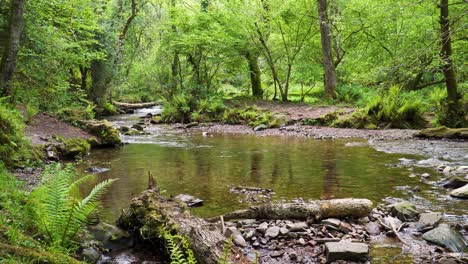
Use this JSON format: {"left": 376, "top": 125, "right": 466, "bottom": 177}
{"left": 81, "top": 108, "right": 467, "bottom": 225}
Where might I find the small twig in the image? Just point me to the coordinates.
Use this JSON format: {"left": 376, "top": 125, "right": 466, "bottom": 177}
{"left": 220, "top": 216, "right": 225, "bottom": 234}
{"left": 377, "top": 217, "right": 391, "bottom": 230}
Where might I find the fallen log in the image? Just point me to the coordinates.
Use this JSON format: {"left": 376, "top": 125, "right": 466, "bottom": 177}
{"left": 114, "top": 101, "right": 157, "bottom": 111}
{"left": 206, "top": 198, "right": 373, "bottom": 222}
{"left": 117, "top": 188, "right": 251, "bottom": 264}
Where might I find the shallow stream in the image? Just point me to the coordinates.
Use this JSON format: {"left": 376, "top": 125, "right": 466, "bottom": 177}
{"left": 82, "top": 108, "right": 467, "bottom": 227}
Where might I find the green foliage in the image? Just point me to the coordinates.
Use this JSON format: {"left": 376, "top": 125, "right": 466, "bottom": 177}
{"left": 222, "top": 107, "right": 286, "bottom": 128}
{"left": 333, "top": 86, "right": 425, "bottom": 129}
{"left": 0, "top": 162, "right": 37, "bottom": 248}
{"left": 57, "top": 103, "right": 96, "bottom": 126}
{"left": 0, "top": 103, "right": 35, "bottom": 167}
{"left": 218, "top": 235, "right": 233, "bottom": 264}
{"left": 30, "top": 163, "right": 117, "bottom": 249}
{"left": 161, "top": 229, "right": 197, "bottom": 264}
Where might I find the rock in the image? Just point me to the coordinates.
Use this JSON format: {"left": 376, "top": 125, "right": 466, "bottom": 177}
{"left": 150, "top": 116, "right": 162, "bottom": 124}
{"left": 270, "top": 251, "right": 284, "bottom": 258}
{"left": 286, "top": 222, "right": 308, "bottom": 232}
{"left": 85, "top": 166, "right": 110, "bottom": 174}
{"left": 80, "top": 120, "right": 121, "bottom": 146}
{"left": 289, "top": 252, "right": 298, "bottom": 261}
{"left": 119, "top": 126, "right": 130, "bottom": 133}
{"left": 297, "top": 238, "right": 306, "bottom": 245}
{"left": 202, "top": 132, "right": 209, "bottom": 137}
{"left": 421, "top": 173, "right": 430, "bottom": 178}
{"left": 365, "top": 222, "right": 381, "bottom": 236}
{"left": 224, "top": 227, "right": 247, "bottom": 247}
{"left": 456, "top": 166, "right": 468, "bottom": 174}
{"left": 46, "top": 150, "right": 58, "bottom": 161}
{"left": 132, "top": 124, "right": 144, "bottom": 131}
{"left": 325, "top": 241, "right": 369, "bottom": 262}
{"left": 443, "top": 166, "right": 453, "bottom": 174}
{"left": 81, "top": 247, "right": 101, "bottom": 263}
{"left": 389, "top": 201, "right": 419, "bottom": 221}
{"left": 59, "top": 138, "right": 91, "bottom": 159}
{"left": 442, "top": 176, "right": 468, "bottom": 189}
{"left": 254, "top": 124, "right": 267, "bottom": 132}
{"left": 174, "top": 194, "right": 204, "bottom": 207}
{"left": 322, "top": 218, "right": 341, "bottom": 229}
{"left": 184, "top": 122, "right": 199, "bottom": 128}
{"left": 265, "top": 226, "right": 280, "bottom": 238}
{"left": 422, "top": 224, "right": 467, "bottom": 252}
{"left": 449, "top": 184, "right": 468, "bottom": 199}
{"left": 244, "top": 230, "right": 255, "bottom": 240}
{"left": 89, "top": 222, "right": 132, "bottom": 251}
{"left": 257, "top": 222, "right": 269, "bottom": 234}
{"left": 280, "top": 227, "right": 289, "bottom": 235}
{"left": 419, "top": 212, "right": 443, "bottom": 227}
{"left": 239, "top": 219, "right": 256, "bottom": 226}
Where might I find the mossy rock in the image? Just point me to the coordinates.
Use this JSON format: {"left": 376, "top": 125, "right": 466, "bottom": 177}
{"left": 62, "top": 138, "right": 90, "bottom": 158}
{"left": 80, "top": 120, "right": 121, "bottom": 146}
{"left": 415, "top": 126, "right": 468, "bottom": 140}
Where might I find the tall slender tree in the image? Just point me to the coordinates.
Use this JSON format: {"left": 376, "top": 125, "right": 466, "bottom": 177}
{"left": 439, "top": 0, "right": 462, "bottom": 126}
{"left": 317, "top": 0, "right": 336, "bottom": 99}
{"left": 0, "top": 0, "right": 25, "bottom": 98}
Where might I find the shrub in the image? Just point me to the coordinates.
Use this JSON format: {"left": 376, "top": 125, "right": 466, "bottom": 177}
{"left": 0, "top": 103, "right": 34, "bottom": 167}
{"left": 30, "top": 163, "right": 117, "bottom": 249}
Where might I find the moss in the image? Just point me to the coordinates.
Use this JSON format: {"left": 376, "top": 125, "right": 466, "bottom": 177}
{"left": 415, "top": 126, "right": 468, "bottom": 140}
{"left": 81, "top": 120, "right": 121, "bottom": 146}
{"left": 62, "top": 138, "right": 91, "bottom": 158}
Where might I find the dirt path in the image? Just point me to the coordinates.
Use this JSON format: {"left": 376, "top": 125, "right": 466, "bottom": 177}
{"left": 24, "top": 113, "right": 93, "bottom": 146}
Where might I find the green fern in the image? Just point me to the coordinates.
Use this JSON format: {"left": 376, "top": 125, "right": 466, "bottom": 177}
{"left": 161, "top": 229, "right": 198, "bottom": 264}
{"left": 30, "top": 163, "right": 117, "bottom": 249}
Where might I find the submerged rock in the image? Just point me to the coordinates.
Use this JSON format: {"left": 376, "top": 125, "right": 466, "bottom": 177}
{"left": 389, "top": 201, "right": 419, "bottom": 221}
{"left": 422, "top": 224, "right": 467, "bottom": 252}
{"left": 449, "top": 184, "right": 468, "bottom": 199}
{"left": 85, "top": 166, "right": 110, "bottom": 174}
{"left": 325, "top": 240, "right": 369, "bottom": 262}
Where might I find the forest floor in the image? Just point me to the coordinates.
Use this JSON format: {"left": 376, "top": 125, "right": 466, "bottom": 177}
{"left": 227, "top": 98, "right": 355, "bottom": 122}
{"left": 24, "top": 113, "right": 93, "bottom": 146}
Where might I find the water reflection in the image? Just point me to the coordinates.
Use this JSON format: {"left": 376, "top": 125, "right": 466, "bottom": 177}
{"left": 80, "top": 133, "right": 466, "bottom": 223}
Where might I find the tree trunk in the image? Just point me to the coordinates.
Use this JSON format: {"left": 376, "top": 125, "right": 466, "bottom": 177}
{"left": 439, "top": 0, "right": 461, "bottom": 126}
{"left": 0, "top": 0, "right": 26, "bottom": 98}
{"left": 207, "top": 199, "right": 373, "bottom": 222}
{"left": 245, "top": 51, "right": 263, "bottom": 98}
{"left": 79, "top": 66, "right": 88, "bottom": 91}
{"left": 118, "top": 188, "right": 251, "bottom": 264}
{"left": 317, "top": 0, "right": 337, "bottom": 99}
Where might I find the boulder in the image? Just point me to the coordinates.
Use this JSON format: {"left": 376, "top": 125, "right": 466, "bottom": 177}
{"left": 119, "top": 126, "right": 130, "bottom": 133}
{"left": 81, "top": 247, "right": 100, "bottom": 263}
{"left": 256, "top": 222, "right": 269, "bottom": 234}
{"left": 389, "top": 201, "right": 419, "bottom": 221}
{"left": 325, "top": 240, "right": 369, "bottom": 262}
{"left": 422, "top": 224, "right": 467, "bottom": 252}
{"left": 419, "top": 212, "right": 443, "bottom": 227}
{"left": 80, "top": 120, "right": 121, "bottom": 146}
{"left": 449, "top": 184, "right": 468, "bottom": 199}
